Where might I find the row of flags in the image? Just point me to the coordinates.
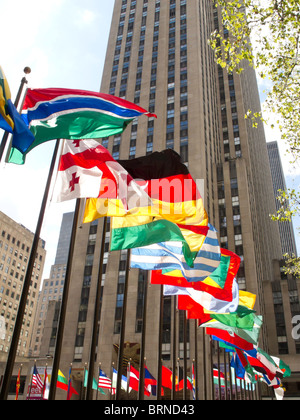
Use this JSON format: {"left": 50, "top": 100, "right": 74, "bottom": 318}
{"left": 25, "top": 363, "right": 195, "bottom": 400}
{"left": 1, "top": 67, "right": 291, "bottom": 400}
{"left": 23, "top": 352, "right": 290, "bottom": 401}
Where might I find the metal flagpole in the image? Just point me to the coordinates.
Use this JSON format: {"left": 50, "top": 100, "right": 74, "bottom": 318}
{"left": 116, "top": 249, "right": 131, "bottom": 400}
{"left": 171, "top": 295, "right": 177, "bottom": 400}
{"left": 223, "top": 348, "right": 228, "bottom": 400}
{"left": 157, "top": 285, "right": 164, "bottom": 400}
{"left": 210, "top": 337, "right": 215, "bottom": 401}
{"left": 138, "top": 272, "right": 149, "bottom": 400}
{"left": 183, "top": 311, "right": 188, "bottom": 400}
{"left": 228, "top": 352, "right": 233, "bottom": 400}
{"left": 127, "top": 359, "right": 131, "bottom": 399}
{"left": 0, "top": 139, "right": 60, "bottom": 400}
{"left": 86, "top": 217, "right": 108, "bottom": 400}
{"left": 27, "top": 362, "right": 35, "bottom": 401}
{"left": 0, "top": 67, "right": 31, "bottom": 163}
{"left": 48, "top": 198, "right": 81, "bottom": 400}
{"left": 201, "top": 327, "right": 206, "bottom": 400}
{"left": 217, "top": 342, "right": 222, "bottom": 400}
{"left": 96, "top": 363, "right": 101, "bottom": 401}
{"left": 110, "top": 362, "right": 115, "bottom": 400}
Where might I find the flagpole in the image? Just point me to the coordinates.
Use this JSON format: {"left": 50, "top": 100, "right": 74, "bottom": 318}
{"left": 96, "top": 364, "right": 101, "bottom": 401}
{"left": 217, "top": 342, "right": 222, "bottom": 400}
{"left": 228, "top": 352, "right": 233, "bottom": 400}
{"left": 0, "top": 139, "right": 60, "bottom": 400}
{"left": 157, "top": 285, "right": 164, "bottom": 400}
{"left": 110, "top": 362, "right": 115, "bottom": 400}
{"left": 28, "top": 361, "right": 36, "bottom": 401}
{"left": 233, "top": 359, "right": 239, "bottom": 400}
{"left": 116, "top": 249, "right": 131, "bottom": 400}
{"left": 48, "top": 198, "right": 81, "bottom": 400}
{"left": 183, "top": 311, "right": 188, "bottom": 400}
{"left": 86, "top": 216, "right": 108, "bottom": 400}
{"left": 223, "top": 348, "right": 228, "bottom": 400}
{"left": 138, "top": 272, "right": 149, "bottom": 400}
{"left": 201, "top": 327, "right": 206, "bottom": 401}
{"left": 171, "top": 295, "right": 177, "bottom": 400}
{"left": 0, "top": 67, "right": 31, "bottom": 163}
{"left": 210, "top": 337, "right": 215, "bottom": 401}
{"left": 127, "top": 359, "right": 131, "bottom": 399}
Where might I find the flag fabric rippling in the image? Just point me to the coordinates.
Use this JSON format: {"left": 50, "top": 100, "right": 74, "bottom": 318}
{"left": 8, "top": 87, "right": 156, "bottom": 164}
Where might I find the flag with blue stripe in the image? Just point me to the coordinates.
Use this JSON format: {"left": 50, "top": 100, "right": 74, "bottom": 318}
{"left": 130, "top": 224, "right": 221, "bottom": 282}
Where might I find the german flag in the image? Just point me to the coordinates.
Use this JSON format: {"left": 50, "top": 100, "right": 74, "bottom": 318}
{"left": 84, "top": 150, "right": 209, "bottom": 263}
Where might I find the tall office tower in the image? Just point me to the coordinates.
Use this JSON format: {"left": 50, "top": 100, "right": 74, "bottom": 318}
{"left": 267, "top": 141, "right": 297, "bottom": 257}
{"left": 58, "top": 0, "right": 282, "bottom": 399}
{"left": 0, "top": 211, "right": 46, "bottom": 357}
{"left": 30, "top": 212, "right": 74, "bottom": 357}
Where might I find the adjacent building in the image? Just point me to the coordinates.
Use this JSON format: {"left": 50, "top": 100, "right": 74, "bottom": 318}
{"left": 30, "top": 212, "right": 74, "bottom": 358}
{"left": 267, "top": 141, "right": 297, "bottom": 257}
{"left": 0, "top": 211, "right": 46, "bottom": 357}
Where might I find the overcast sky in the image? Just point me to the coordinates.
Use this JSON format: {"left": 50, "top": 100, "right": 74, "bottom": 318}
{"left": 0, "top": 0, "right": 298, "bottom": 280}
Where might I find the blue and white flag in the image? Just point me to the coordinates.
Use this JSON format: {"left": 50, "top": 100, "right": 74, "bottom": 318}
{"left": 130, "top": 224, "right": 221, "bottom": 282}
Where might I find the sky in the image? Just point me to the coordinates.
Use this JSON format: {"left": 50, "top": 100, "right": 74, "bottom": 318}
{"left": 0, "top": 0, "right": 299, "bottom": 280}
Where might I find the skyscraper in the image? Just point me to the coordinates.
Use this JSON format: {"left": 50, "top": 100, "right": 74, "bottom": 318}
{"left": 57, "top": 0, "right": 283, "bottom": 399}
{"left": 0, "top": 211, "right": 46, "bottom": 358}
{"left": 31, "top": 212, "right": 74, "bottom": 358}
{"left": 267, "top": 141, "right": 297, "bottom": 257}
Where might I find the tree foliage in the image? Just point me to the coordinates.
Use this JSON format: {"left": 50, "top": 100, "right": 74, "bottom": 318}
{"left": 210, "top": 0, "right": 300, "bottom": 275}
{"left": 210, "top": 0, "right": 300, "bottom": 162}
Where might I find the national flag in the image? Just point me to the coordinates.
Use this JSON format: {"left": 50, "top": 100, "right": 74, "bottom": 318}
{"left": 271, "top": 356, "right": 291, "bottom": 378}
{"left": 164, "top": 278, "right": 240, "bottom": 315}
{"left": 83, "top": 369, "right": 106, "bottom": 394}
{"left": 161, "top": 366, "right": 173, "bottom": 390}
{"left": 129, "top": 365, "right": 139, "bottom": 392}
{"left": 111, "top": 216, "right": 197, "bottom": 267}
{"left": 246, "top": 354, "right": 277, "bottom": 382}
{"left": 98, "top": 369, "right": 113, "bottom": 390}
{"left": 130, "top": 224, "right": 221, "bottom": 281}
{"left": 230, "top": 351, "right": 256, "bottom": 383}
{"left": 84, "top": 149, "right": 209, "bottom": 253}
{"left": 57, "top": 369, "right": 79, "bottom": 398}
{"left": 32, "top": 365, "right": 44, "bottom": 390}
{"left": 207, "top": 328, "right": 255, "bottom": 353}
{"left": 151, "top": 249, "right": 240, "bottom": 302}
{"left": 8, "top": 87, "right": 156, "bottom": 164}
{"left": 112, "top": 368, "right": 128, "bottom": 392}
{"left": 128, "top": 365, "right": 152, "bottom": 396}
{"left": 252, "top": 348, "right": 285, "bottom": 379}
{"left": 261, "top": 375, "right": 285, "bottom": 400}
{"left": 213, "top": 368, "right": 226, "bottom": 388}
{"left": 0, "top": 67, "right": 35, "bottom": 150}
{"left": 15, "top": 368, "right": 21, "bottom": 401}
{"left": 52, "top": 139, "right": 149, "bottom": 207}
{"left": 235, "top": 349, "right": 257, "bottom": 383}
{"left": 42, "top": 367, "right": 49, "bottom": 400}
{"left": 176, "top": 377, "right": 193, "bottom": 392}
{"left": 0, "top": 66, "right": 14, "bottom": 133}
{"left": 200, "top": 314, "right": 263, "bottom": 346}
{"left": 144, "top": 366, "right": 158, "bottom": 396}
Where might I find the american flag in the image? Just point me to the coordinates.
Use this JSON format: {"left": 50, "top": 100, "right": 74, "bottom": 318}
{"left": 32, "top": 365, "right": 44, "bottom": 390}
